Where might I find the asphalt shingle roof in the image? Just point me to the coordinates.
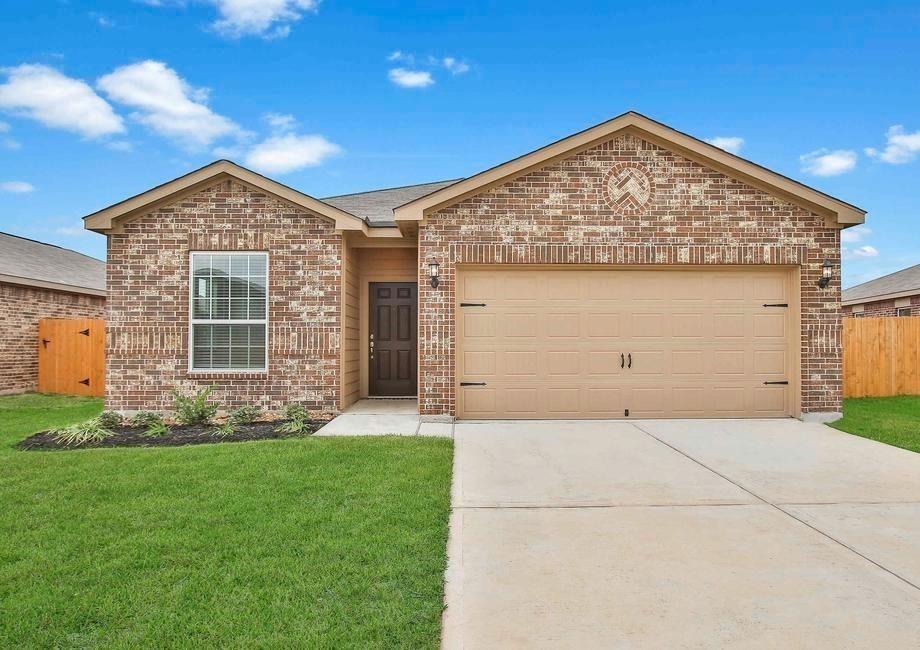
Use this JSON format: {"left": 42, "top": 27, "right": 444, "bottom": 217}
{"left": 0, "top": 232, "right": 106, "bottom": 292}
{"left": 322, "top": 179, "right": 461, "bottom": 226}
{"left": 843, "top": 263, "right": 920, "bottom": 303}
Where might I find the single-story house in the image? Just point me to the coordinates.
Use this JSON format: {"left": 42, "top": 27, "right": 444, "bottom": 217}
{"left": 0, "top": 232, "right": 106, "bottom": 395}
{"left": 842, "top": 264, "right": 920, "bottom": 317}
{"left": 84, "top": 112, "right": 866, "bottom": 422}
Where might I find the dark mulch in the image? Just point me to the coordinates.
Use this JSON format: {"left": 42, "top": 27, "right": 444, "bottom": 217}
{"left": 18, "top": 420, "right": 327, "bottom": 451}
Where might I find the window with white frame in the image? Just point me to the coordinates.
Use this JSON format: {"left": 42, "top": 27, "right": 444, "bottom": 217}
{"left": 190, "top": 252, "right": 268, "bottom": 371}
{"left": 898, "top": 307, "right": 912, "bottom": 317}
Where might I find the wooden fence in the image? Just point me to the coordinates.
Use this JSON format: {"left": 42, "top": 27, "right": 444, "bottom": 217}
{"left": 37, "top": 319, "right": 105, "bottom": 397}
{"left": 843, "top": 317, "right": 920, "bottom": 398}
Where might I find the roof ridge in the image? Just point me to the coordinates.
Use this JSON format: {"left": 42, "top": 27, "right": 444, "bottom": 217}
{"left": 321, "top": 178, "right": 462, "bottom": 200}
{"left": 0, "top": 230, "right": 105, "bottom": 263}
{"left": 844, "top": 262, "right": 920, "bottom": 291}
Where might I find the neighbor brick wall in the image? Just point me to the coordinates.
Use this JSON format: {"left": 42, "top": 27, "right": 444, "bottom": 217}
{"left": 106, "top": 180, "right": 341, "bottom": 415}
{"left": 842, "top": 295, "right": 920, "bottom": 317}
{"left": 0, "top": 282, "right": 106, "bottom": 394}
{"left": 418, "top": 132, "right": 842, "bottom": 416}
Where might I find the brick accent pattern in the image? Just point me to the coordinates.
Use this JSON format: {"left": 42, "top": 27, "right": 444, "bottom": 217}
{"left": 842, "top": 295, "right": 920, "bottom": 317}
{"left": 106, "top": 180, "right": 341, "bottom": 415}
{"left": 0, "top": 282, "right": 106, "bottom": 394}
{"left": 418, "top": 132, "right": 842, "bottom": 416}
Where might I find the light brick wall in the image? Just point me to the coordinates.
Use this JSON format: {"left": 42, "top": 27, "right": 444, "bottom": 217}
{"left": 418, "top": 132, "right": 842, "bottom": 416}
{"left": 106, "top": 180, "right": 341, "bottom": 415}
{"left": 842, "top": 295, "right": 920, "bottom": 317}
{"left": 0, "top": 282, "right": 106, "bottom": 394}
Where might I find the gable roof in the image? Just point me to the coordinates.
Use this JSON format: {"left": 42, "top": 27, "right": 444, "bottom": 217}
{"left": 393, "top": 111, "right": 866, "bottom": 228}
{"left": 83, "top": 160, "right": 370, "bottom": 234}
{"left": 0, "top": 232, "right": 106, "bottom": 296}
{"left": 323, "top": 179, "right": 461, "bottom": 226}
{"left": 843, "top": 263, "right": 920, "bottom": 305}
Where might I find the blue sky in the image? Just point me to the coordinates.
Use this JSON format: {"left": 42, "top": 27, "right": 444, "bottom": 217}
{"left": 1, "top": 0, "right": 918, "bottom": 287}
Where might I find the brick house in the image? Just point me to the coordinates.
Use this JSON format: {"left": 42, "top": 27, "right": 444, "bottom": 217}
{"left": 84, "top": 112, "right": 866, "bottom": 422}
{"left": 842, "top": 264, "right": 920, "bottom": 317}
{"left": 0, "top": 232, "right": 106, "bottom": 395}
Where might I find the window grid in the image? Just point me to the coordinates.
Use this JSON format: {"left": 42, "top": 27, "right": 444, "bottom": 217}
{"left": 189, "top": 252, "right": 268, "bottom": 372}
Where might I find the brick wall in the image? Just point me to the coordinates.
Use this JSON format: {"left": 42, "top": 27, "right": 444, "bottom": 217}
{"left": 418, "top": 132, "right": 842, "bottom": 416}
{"left": 0, "top": 282, "right": 106, "bottom": 394}
{"left": 842, "top": 295, "right": 920, "bottom": 317}
{"left": 106, "top": 180, "right": 342, "bottom": 415}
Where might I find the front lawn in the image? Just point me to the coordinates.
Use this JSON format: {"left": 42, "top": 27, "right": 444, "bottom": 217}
{"left": 0, "top": 393, "right": 453, "bottom": 648}
{"left": 829, "top": 396, "right": 920, "bottom": 454}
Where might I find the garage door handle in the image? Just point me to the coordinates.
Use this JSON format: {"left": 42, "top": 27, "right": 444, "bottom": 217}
{"left": 763, "top": 380, "right": 789, "bottom": 385}
{"left": 763, "top": 303, "right": 788, "bottom": 308}
{"left": 620, "top": 353, "right": 625, "bottom": 369}
{"left": 460, "top": 382, "right": 487, "bottom": 387}
{"left": 460, "top": 303, "right": 487, "bottom": 307}
{"left": 627, "top": 353, "right": 632, "bottom": 369}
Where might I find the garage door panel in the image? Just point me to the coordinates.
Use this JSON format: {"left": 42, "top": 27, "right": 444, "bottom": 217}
{"left": 457, "top": 268, "right": 795, "bottom": 419}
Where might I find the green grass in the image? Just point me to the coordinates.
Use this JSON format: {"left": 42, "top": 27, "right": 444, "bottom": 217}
{"left": 829, "top": 396, "right": 920, "bottom": 454}
{"left": 0, "top": 393, "right": 453, "bottom": 648}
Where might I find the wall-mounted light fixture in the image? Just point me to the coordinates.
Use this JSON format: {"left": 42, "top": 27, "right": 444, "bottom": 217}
{"left": 428, "top": 260, "right": 440, "bottom": 288}
{"left": 818, "top": 258, "right": 833, "bottom": 289}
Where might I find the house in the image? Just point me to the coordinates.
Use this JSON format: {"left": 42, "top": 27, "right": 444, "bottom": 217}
{"left": 84, "top": 112, "right": 866, "bottom": 422}
{"left": 0, "top": 232, "right": 106, "bottom": 395}
{"left": 842, "top": 264, "right": 920, "bottom": 317}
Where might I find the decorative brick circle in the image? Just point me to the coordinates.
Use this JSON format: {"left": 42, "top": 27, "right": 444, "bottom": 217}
{"left": 602, "top": 162, "right": 654, "bottom": 215}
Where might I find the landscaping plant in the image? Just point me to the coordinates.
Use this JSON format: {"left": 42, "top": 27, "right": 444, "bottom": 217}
{"left": 97, "top": 410, "right": 123, "bottom": 428}
{"left": 172, "top": 386, "right": 219, "bottom": 426}
{"left": 276, "top": 404, "right": 313, "bottom": 435}
{"left": 51, "top": 417, "right": 115, "bottom": 446}
{"left": 229, "top": 404, "right": 262, "bottom": 425}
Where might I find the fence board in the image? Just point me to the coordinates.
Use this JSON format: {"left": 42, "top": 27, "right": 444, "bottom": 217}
{"left": 843, "top": 317, "right": 920, "bottom": 398}
{"left": 37, "top": 319, "right": 105, "bottom": 397}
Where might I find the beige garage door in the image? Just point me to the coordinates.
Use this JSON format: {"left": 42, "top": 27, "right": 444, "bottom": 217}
{"left": 456, "top": 267, "right": 797, "bottom": 419}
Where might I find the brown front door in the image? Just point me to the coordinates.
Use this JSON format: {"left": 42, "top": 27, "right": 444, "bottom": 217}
{"left": 370, "top": 282, "right": 417, "bottom": 396}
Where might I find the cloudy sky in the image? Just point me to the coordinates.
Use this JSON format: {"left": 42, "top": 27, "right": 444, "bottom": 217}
{"left": 1, "top": 0, "right": 918, "bottom": 287}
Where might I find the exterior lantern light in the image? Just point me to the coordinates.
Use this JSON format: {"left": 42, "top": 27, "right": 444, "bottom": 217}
{"left": 818, "top": 258, "right": 833, "bottom": 289}
{"left": 428, "top": 260, "right": 440, "bottom": 288}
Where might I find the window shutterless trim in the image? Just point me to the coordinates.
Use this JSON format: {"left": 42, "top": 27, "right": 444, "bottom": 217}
{"left": 187, "top": 251, "right": 269, "bottom": 373}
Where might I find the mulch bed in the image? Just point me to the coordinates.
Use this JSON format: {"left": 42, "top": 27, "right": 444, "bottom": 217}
{"left": 18, "top": 420, "right": 327, "bottom": 451}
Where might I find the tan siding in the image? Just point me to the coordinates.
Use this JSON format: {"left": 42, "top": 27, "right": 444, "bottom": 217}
{"left": 341, "top": 243, "right": 362, "bottom": 408}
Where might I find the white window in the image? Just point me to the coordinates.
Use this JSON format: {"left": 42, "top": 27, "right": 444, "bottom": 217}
{"left": 189, "top": 252, "right": 268, "bottom": 371}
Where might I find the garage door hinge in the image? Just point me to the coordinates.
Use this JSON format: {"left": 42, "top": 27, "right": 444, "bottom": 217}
{"left": 459, "top": 303, "right": 487, "bottom": 307}
{"left": 763, "top": 381, "right": 789, "bottom": 385}
{"left": 762, "top": 303, "right": 788, "bottom": 307}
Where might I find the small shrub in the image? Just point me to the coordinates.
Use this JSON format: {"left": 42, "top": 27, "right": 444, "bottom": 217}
{"left": 172, "top": 386, "right": 219, "bottom": 426}
{"left": 276, "top": 404, "right": 313, "bottom": 435}
{"left": 144, "top": 420, "right": 170, "bottom": 437}
{"left": 130, "top": 411, "right": 162, "bottom": 428}
{"left": 52, "top": 418, "right": 114, "bottom": 447}
{"left": 212, "top": 420, "right": 236, "bottom": 438}
{"left": 229, "top": 404, "right": 262, "bottom": 425}
{"left": 97, "top": 410, "right": 123, "bottom": 428}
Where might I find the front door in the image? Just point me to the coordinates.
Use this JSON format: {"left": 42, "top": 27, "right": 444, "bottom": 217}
{"left": 369, "top": 282, "right": 417, "bottom": 396}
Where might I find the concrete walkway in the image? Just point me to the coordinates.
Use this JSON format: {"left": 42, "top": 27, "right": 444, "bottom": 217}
{"left": 443, "top": 419, "right": 920, "bottom": 648}
{"left": 316, "top": 399, "right": 452, "bottom": 436}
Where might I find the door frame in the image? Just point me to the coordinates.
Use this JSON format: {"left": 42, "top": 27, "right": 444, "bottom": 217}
{"left": 360, "top": 275, "right": 419, "bottom": 397}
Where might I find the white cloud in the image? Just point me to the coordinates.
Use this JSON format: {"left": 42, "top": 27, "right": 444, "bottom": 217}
{"left": 91, "top": 12, "right": 115, "bottom": 27}
{"left": 387, "top": 50, "right": 413, "bottom": 64}
{"left": 388, "top": 68, "right": 434, "bottom": 89}
{"left": 98, "top": 60, "right": 240, "bottom": 149}
{"left": 865, "top": 125, "right": 920, "bottom": 164}
{"left": 106, "top": 140, "right": 134, "bottom": 152}
{"left": 840, "top": 225, "right": 872, "bottom": 244}
{"left": 0, "top": 64, "right": 125, "bottom": 138}
{"left": 208, "top": 0, "right": 319, "bottom": 39}
{"left": 842, "top": 245, "right": 879, "bottom": 259}
{"left": 705, "top": 136, "right": 744, "bottom": 154}
{"left": 1, "top": 181, "right": 35, "bottom": 193}
{"left": 263, "top": 112, "right": 296, "bottom": 133}
{"left": 244, "top": 133, "right": 341, "bottom": 174}
{"left": 442, "top": 57, "right": 470, "bottom": 75}
{"left": 799, "top": 148, "right": 857, "bottom": 177}
{"left": 0, "top": 120, "right": 8, "bottom": 133}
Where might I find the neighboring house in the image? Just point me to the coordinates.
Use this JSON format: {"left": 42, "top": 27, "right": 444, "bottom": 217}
{"left": 0, "top": 232, "right": 106, "bottom": 395}
{"left": 84, "top": 112, "right": 866, "bottom": 422}
{"left": 842, "top": 264, "right": 920, "bottom": 317}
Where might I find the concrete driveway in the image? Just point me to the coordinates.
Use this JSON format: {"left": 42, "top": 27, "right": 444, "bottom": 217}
{"left": 443, "top": 419, "right": 920, "bottom": 648}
